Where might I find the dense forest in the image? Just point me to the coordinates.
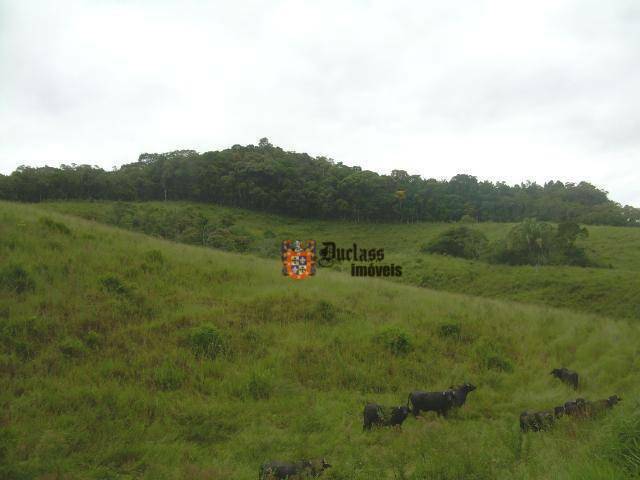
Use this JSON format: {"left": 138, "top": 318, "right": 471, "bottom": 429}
{"left": 1, "top": 138, "right": 638, "bottom": 225}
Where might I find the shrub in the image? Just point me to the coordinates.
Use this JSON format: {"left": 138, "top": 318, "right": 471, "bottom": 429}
{"left": 0, "top": 265, "right": 35, "bottom": 294}
{"left": 100, "top": 276, "right": 130, "bottom": 296}
{"left": 474, "top": 340, "right": 513, "bottom": 373}
{"left": 606, "top": 408, "right": 640, "bottom": 476}
{"left": 438, "top": 323, "right": 462, "bottom": 340}
{"left": 59, "top": 337, "right": 87, "bottom": 358}
{"left": 422, "top": 226, "right": 488, "bottom": 259}
{"left": 154, "top": 361, "right": 186, "bottom": 391}
{"left": 489, "top": 219, "right": 594, "bottom": 267}
{"left": 187, "top": 324, "right": 226, "bottom": 359}
{"left": 374, "top": 327, "right": 412, "bottom": 356}
{"left": 305, "top": 300, "right": 338, "bottom": 323}
{"left": 246, "top": 371, "right": 273, "bottom": 400}
{"left": 220, "top": 214, "right": 235, "bottom": 227}
{"left": 38, "top": 216, "right": 71, "bottom": 235}
{"left": 144, "top": 249, "right": 164, "bottom": 265}
{"left": 84, "top": 331, "right": 101, "bottom": 349}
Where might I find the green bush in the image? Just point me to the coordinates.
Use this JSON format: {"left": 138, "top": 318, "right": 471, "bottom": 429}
{"left": 187, "top": 324, "right": 226, "bottom": 359}
{"left": 153, "top": 361, "right": 186, "bottom": 391}
{"left": 0, "top": 264, "right": 35, "bottom": 294}
{"left": 474, "top": 340, "right": 513, "bottom": 373}
{"left": 374, "top": 327, "right": 412, "bottom": 356}
{"left": 59, "top": 337, "right": 87, "bottom": 358}
{"left": 438, "top": 323, "right": 462, "bottom": 340}
{"left": 607, "top": 407, "right": 640, "bottom": 476}
{"left": 100, "top": 276, "right": 130, "bottom": 296}
{"left": 38, "top": 216, "right": 72, "bottom": 235}
{"left": 422, "top": 226, "right": 488, "bottom": 259}
{"left": 489, "top": 219, "right": 593, "bottom": 267}
{"left": 246, "top": 370, "right": 273, "bottom": 400}
{"left": 305, "top": 300, "right": 338, "bottom": 323}
{"left": 144, "top": 249, "right": 164, "bottom": 265}
{"left": 84, "top": 331, "right": 101, "bottom": 349}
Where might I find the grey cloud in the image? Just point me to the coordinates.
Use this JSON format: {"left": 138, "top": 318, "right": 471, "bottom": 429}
{"left": 0, "top": 0, "right": 638, "bottom": 206}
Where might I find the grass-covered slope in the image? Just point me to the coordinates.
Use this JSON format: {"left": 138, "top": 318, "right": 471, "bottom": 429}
{"left": 2, "top": 201, "right": 640, "bottom": 479}
{"left": 41, "top": 201, "right": 640, "bottom": 320}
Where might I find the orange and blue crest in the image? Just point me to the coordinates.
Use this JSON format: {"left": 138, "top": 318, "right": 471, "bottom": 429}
{"left": 281, "top": 240, "right": 317, "bottom": 280}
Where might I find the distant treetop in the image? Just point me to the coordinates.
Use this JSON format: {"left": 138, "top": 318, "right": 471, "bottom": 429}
{"left": 0, "top": 141, "right": 638, "bottom": 226}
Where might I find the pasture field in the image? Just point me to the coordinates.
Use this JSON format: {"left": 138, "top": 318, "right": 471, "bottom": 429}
{"left": 1, "top": 201, "right": 639, "bottom": 479}
{"left": 40, "top": 201, "right": 640, "bottom": 319}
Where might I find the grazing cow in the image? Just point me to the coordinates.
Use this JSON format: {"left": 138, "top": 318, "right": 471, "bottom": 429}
{"left": 551, "top": 368, "right": 579, "bottom": 389}
{"left": 363, "top": 403, "right": 411, "bottom": 430}
{"left": 407, "top": 390, "right": 456, "bottom": 417}
{"left": 448, "top": 383, "right": 477, "bottom": 407}
{"left": 583, "top": 395, "right": 622, "bottom": 417}
{"left": 564, "top": 398, "right": 587, "bottom": 418}
{"left": 520, "top": 407, "right": 563, "bottom": 432}
{"left": 259, "top": 458, "right": 331, "bottom": 479}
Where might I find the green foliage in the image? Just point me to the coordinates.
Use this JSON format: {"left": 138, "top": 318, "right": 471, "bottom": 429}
{"left": 373, "top": 326, "right": 412, "bottom": 356}
{"left": 0, "top": 264, "right": 35, "bottom": 294}
{"left": 474, "top": 339, "right": 514, "bottom": 373}
{"left": 2, "top": 142, "right": 638, "bottom": 225}
{"left": 143, "top": 249, "right": 165, "bottom": 265}
{"left": 84, "top": 330, "right": 101, "bottom": 349}
{"left": 606, "top": 407, "right": 640, "bottom": 476}
{"left": 246, "top": 370, "right": 273, "bottom": 400}
{"left": 489, "top": 219, "right": 594, "bottom": 266}
{"left": 438, "top": 323, "right": 462, "bottom": 340}
{"left": 422, "top": 226, "right": 488, "bottom": 259}
{"left": 304, "top": 300, "right": 338, "bottom": 324}
{"left": 2, "top": 201, "right": 640, "bottom": 478}
{"left": 186, "top": 324, "right": 226, "bottom": 359}
{"left": 38, "top": 216, "right": 72, "bottom": 235}
{"left": 100, "top": 275, "right": 130, "bottom": 296}
{"left": 59, "top": 337, "right": 87, "bottom": 358}
{"left": 39, "top": 200, "right": 640, "bottom": 319}
{"left": 153, "top": 360, "right": 186, "bottom": 391}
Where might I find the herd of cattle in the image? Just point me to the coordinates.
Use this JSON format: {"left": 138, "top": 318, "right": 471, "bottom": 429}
{"left": 259, "top": 367, "right": 622, "bottom": 479}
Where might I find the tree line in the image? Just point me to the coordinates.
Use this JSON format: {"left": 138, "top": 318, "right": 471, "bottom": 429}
{"left": 1, "top": 138, "right": 638, "bottom": 226}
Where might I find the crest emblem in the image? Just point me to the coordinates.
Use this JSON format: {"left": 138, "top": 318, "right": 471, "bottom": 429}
{"left": 282, "top": 240, "right": 317, "bottom": 280}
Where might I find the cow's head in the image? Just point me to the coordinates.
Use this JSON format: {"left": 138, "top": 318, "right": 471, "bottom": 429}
{"left": 550, "top": 368, "right": 561, "bottom": 377}
{"left": 608, "top": 395, "right": 622, "bottom": 406}
{"left": 553, "top": 405, "right": 565, "bottom": 417}
{"left": 395, "top": 406, "right": 411, "bottom": 418}
{"left": 462, "top": 382, "right": 476, "bottom": 393}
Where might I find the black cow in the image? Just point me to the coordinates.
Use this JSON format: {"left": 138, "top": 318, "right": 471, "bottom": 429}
{"left": 448, "top": 383, "right": 477, "bottom": 407}
{"left": 363, "top": 403, "right": 411, "bottom": 430}
{"left": 583, "top": 395, "right": 622, "bottom": 417}
{"left": 520, "top": 407, "right": 564, "bottom": 432}
{"left": 259, "top": 458, "right": 331, "bottom": 479}
{"left": 564, "top": 398, "right": 587, "bottom": 418}
{"left": 407, "top": 390, "right": 456, "bottom": 417}
{"left": 551, "top": 367, "right": 579, "bottom": 389}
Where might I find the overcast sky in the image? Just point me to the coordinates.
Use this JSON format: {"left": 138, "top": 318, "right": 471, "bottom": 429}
{"left": 1, "top": 1, "right": 639, "bottom": 205}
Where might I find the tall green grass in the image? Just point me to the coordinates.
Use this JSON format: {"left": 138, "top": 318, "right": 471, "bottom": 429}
{"left": 1, "top": 201, "right": 639, "bottom": 479}
{"left": 40, "top": 200, "right": 640, "bottom": 319}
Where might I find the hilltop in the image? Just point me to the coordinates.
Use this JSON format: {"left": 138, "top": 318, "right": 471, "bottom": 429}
{"left": 1, "top": 141, "right": 639, "bottom": 226}
{"left": 1, "top": 201, "right": 639, "bottom": 479}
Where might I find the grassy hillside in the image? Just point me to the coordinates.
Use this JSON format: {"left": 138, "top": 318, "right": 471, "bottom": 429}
{"left": 40, "top": 201, "right": 640, "bottom": 320}
{"left": 1, "top": 201, "right": 639, "bottom": 479}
